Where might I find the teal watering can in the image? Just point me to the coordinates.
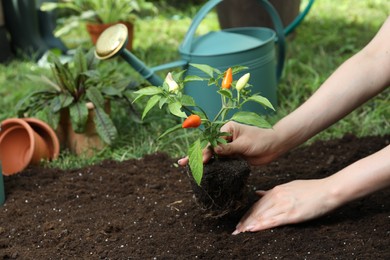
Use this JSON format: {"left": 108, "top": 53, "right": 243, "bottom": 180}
{"left": 95, "top": 0, "right": 314, "bottom": 118}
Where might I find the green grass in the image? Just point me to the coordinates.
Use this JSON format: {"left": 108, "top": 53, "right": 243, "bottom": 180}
{"left": 1, "top": 0, "right": 389, "bottom": 169}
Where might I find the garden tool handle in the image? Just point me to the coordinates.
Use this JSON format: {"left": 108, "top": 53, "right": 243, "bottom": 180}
{"left": 284, "top": 0, "right": 315, "bottom": 36}
{"left": 181, "top": 0, "right": 286, "bottom": 79}
{"left": 257, "top": 0, "right": 285, "bottom": 80}
{"left": 181, "top": 0, "right": 223, "bottom": 53}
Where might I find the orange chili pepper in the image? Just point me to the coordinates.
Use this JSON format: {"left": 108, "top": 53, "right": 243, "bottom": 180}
{"left": 221, "top": 67, "right": 233, "bottom": 89}
{"left": 182, "top": 115, "right": 201, "bottom": 128}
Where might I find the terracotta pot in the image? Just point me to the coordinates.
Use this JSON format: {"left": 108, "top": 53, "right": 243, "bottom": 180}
{"left": 0, "top": 118, "right": 59, "bottom": 175}
{"left": 86, "top": 21, "right": 134, "bottom": 51}
{"left": 58, "top": 102, "right": 111, "bottom": 157}
{"left": 0, "top": 162, "right": 4, "bottom": 205}
{"left": 23, "top": 118, "right": 60, "bottom": 160}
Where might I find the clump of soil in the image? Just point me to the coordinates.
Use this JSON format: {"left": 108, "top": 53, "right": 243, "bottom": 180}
{"left": 0, "top": 134, "right": 389, "bottom": 259}
{"left": 188, "top": 157, "right": 251, "bottom": 218}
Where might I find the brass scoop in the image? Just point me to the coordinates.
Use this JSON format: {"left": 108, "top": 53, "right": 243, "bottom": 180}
{"left": 95, "top": 23, "right": 163, "bottom": 85}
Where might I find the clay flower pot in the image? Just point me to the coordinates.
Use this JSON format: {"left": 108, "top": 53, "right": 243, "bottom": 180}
{"left": 0, "top": 118, "right": 60, "bottom": 175}
{"left": 58, "top": 102, "right": 110, "bottom": 157}
{"left": 0, "top": 162, "right": 5, "bottom": 205}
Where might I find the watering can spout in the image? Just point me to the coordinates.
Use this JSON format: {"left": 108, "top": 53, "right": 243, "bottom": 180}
{"left": 94, "top": 23, "right": 164, "bottom": 86}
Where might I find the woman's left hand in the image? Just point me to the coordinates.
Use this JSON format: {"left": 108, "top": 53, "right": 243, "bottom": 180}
{"left": 232, "top": 178, "right": 339, "bottom": 234}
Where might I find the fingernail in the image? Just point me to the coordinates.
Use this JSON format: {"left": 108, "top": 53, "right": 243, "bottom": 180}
{"left": 177, "top": 159, "right": 183, "bottom": 165}
{"left": 232, "top": 229, "right": 240, "bottom": 235}
{"left": 214, "top": 146, "right": 222, "bottom": 153}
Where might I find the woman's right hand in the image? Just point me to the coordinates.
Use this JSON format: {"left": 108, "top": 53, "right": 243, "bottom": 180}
{"left": 178, "top": 121, "right": 283, "bottom": 167}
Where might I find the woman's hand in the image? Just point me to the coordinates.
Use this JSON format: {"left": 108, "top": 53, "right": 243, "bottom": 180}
{"left": 232, "top": 178, "right": 339, "bottom": 234}
{"left": 178, "top": 121, "right": 284, "bottom": 167}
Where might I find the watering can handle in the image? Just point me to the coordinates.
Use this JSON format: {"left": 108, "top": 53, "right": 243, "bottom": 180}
{"left": 181, "top": 0, "right": 286, "bottom": 79}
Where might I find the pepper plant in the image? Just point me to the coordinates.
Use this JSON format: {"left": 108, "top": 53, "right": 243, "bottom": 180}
{"left": 134, "top": 64, "right": 274, "bottom": 185}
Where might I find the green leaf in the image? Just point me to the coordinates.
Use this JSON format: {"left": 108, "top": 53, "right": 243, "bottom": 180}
{"left": 142, "top": 95, "right": 161, "bottom": 119}
{"left": 183, "top": 75, "right": 205, "bottom": 83}
{"left": 181, "top": 94, "right": 196, "bottom": 106}
{"left": 82, "top": 70, "right": 100, "bottom": 79}
{"left": 218, "top": 89, "right": 233, "bottom": 99}
{"left": 27, "top": 75, "right": 61, "bottom": 92}
{"left": 40, "top": 2, "right": 81, "bottom": 12}
{"left": 133, "top": 86, "right": 163, "bottom": 103}
{"left": 188, "top": 139, "right": 203, "bottom": 186}
{"left": 231, "top": 111, "right": 272, "bottom": 128}
{"left": 74, "top": 47, "right": 87, "bottom": 79}
{"left": 85, "top": 48, "right": 99, "bottom": 70}
{"left": 217, "top": 138, "right": 228, "bottom": 145}
{"left": 246, "top": 95, "right": 275, "bottom": 111}
{"left": 134, "top": 86, "right": 163, "bottom": 96}
{"left": 207, "top": 77, "right": 218, "bottom": 87}
{"left": 101, "top": 86, "right": 123, "bottom": 97}
{"left": 190, "top": 63, "right": 214, "bottom": 78}
{"left": 158, "top": 124, "right": 182, "bottom": 139}
{"left": 173, "top": 70, "right": 186, "bottom": 82}
{"left": 51, "top": 55, "right": 76, "bottom": 94}
{"left": 69, "top": 102, "right": 89, "bottom": 133}
{"left": 93, "top": 106, "right": 118, "bottom": 145}
{"left": 38, "top": 107, "right": 60, "bottom": 129}
{"left": 231, "top": 66, "right": 249, "bottom": 75}
{"left": 158, "top": 97, "right": 168, "bottom": 109}
{"left": 86, "top": 86, "right": 105, "bottom": 107}
{"left": 210, "top": 138, "right": 218, "bottom": 148}
{"left": 51, "top": 94, "right": 74, "bottom": 112}
{"left": 168, "top": 102, "right": 187, "bottom": 118}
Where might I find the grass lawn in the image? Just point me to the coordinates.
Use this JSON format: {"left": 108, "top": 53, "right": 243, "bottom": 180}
{"left": 0, "top": 0, "right": 389, "bottom": 169}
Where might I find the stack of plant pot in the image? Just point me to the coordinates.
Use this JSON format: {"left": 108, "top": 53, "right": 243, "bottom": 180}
{"left": 0, "top": 118, "right": 59, "bottom": 176}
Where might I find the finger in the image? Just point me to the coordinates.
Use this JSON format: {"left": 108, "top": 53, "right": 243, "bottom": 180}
{"left": 233, "top": 195, "right": 275, "bottom": 234}
{"left": 247, "top": 211, "right": 299, "bottom": 232}
{"left": 238, "top": 210, "right": 284, "bottom": 233}
{"left": 202, "top": 146, "right": 214, "bottom": 164}
{"left": 177, "top": 157, "right": 188, "bottom": 166}
{"left": 177, "top": 146, "right": 215, "bottom": 166}
{"left": 214, "top": 143, "right": 235, "bottom": 156}
{"left": 220, "top": 121, "right": 235, "bottom": 133}
{"left": 255, "top": 190, "right": 267, "bottom": 196}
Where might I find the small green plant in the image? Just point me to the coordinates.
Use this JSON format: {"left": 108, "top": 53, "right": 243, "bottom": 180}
{"left": 16, "top": 47, "right": 132, "bottom": 145}
{"left": 134, "top": 64, "right": 275, "bottom": 185}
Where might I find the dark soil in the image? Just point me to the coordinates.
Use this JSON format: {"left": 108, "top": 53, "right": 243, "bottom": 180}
{"left": 1, "top": 134, "right": 389, "bottom": 259}
{"left": 189, "top": 157, "right": 251, "bottom": 217}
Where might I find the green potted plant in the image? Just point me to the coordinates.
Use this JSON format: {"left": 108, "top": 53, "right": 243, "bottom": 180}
{"left": 40, "top": 0, "right": 157, "bottom": 50}
{"left": 16, "top": 47, "right": 133, "bottom": 156}
{"left": 134, "top": 64, "right": 274, "bottom": 217}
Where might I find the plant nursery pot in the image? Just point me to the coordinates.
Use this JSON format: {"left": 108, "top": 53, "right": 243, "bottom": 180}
{"left": 59, "top": 102, "right": 111, "bottom": 157}
{"left": 187, "top": 157, "right": 252, "bottom": 218}
{"left": 86, "top": 21, "right": 134, "bottom": 51}
{"left": 0, "top": 118, "right": 58, "bottom": 175}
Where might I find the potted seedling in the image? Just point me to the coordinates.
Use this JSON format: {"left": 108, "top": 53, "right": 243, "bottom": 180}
{"left": 16, "top": 47, "right": 134, "bottom": 156}
{"left": 40, "top": 0, "right": 157, "bottom": 50}
{"left": 134, "top": 64, "right": 274, "bottom": 217}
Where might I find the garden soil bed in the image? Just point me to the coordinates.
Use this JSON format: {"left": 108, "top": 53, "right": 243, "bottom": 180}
{"left": 1, "top": 134, "right": 389, "bottom": 259}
